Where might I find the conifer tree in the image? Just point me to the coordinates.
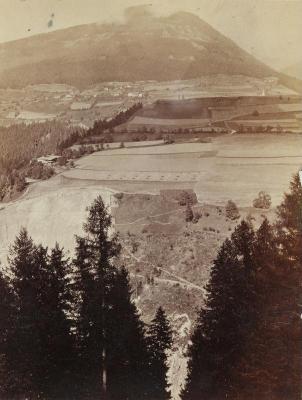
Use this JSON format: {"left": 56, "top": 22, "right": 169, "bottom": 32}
{"left": 276, "top": 173, "right": 302, "bottom": 263}
{"left": 74, "top": 196, "right": 156, "bottom": 400}
{"left": 8, "top": 228, "right": 43, "bottom": 398}
{"left": 229, "top": 218, "right": 280, "bottom": 399}
{"left": 273, "top": 175, "right": 302, "bottom": 397}
{"left": 8, "top": 230, "right": 75, "bottom": 399}
{"left": 46, "top": 244, "right": 76, "bottom": 399}
{"left": 231, "top": 205, "right": 302, "bottom": 399}
{"left": 182, "top": 220, "right": 257, "bottom": 400}
{"left": 0, "top": 268, "right": 16, "bottom": 398}
{"left": 107, "top": 267, "right": 151, "bottom": 400}
{"left": 147, "top": 307, "right": 173, "bottom": 400}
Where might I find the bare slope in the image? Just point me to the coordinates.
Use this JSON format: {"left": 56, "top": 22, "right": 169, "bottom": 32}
{"left": 0, "top": 176, "right": 114, "bottom": 262}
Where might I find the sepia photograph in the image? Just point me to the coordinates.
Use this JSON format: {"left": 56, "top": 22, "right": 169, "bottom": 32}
{"left": 0, "top": 0, "right": 301, "bottom": 399}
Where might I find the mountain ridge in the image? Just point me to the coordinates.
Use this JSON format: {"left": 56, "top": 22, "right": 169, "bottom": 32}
{"left": 0, "top": 9, "right": 301, "bottom": 92}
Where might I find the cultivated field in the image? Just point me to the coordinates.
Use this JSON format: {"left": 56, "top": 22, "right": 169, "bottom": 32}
{"left": 62, "top": 134, "right": 302, "bottom": 207}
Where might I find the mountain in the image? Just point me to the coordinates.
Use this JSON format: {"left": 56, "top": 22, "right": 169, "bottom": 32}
{"left": 283, "top": 61, "right": 302, "bottom": 80}
{"left": 0, "top": 6, "right": 300, "bottom": 91}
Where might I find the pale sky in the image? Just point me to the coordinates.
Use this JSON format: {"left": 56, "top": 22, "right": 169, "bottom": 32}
{"left": 0, "top": 0, "right": 301, "bottom": 69}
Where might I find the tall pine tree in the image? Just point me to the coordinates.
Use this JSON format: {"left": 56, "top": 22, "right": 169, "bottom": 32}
{"left": 8, "top": 228, "right": 43, "bottom": 399}
{"left": 8, "top": 230, "right": 75, "bottom": 399}
{"left": 0, "top": 267, "right": 16, "bottom": 398}
{"left": 182, "top": 220, "right": 258, "bottom": 400}
{"left": 74, "top": 196, "right": 151, "bottom": 399}
{"left": 147, "top": 307, "right": 173, "bottom": 400}
{"left": 107, "top": 267, "right": 151, "bottom": 400}
{"left": 45, "top": 244, "right": 76, "bottom": 399}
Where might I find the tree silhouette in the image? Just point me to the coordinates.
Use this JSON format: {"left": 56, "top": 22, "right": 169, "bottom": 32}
{"left": 108, "top": 267, "right": 151, "bottom": 400}
{"left": 147, "top": 307, "right": 173, "bottom": 400}
{"left": 74, "top": 196, "right": 152, "bottom": 399}
{"left": 182, "top": 221, "right": 257, "bottom": 400}
{"left": 8, "top": 230, "right": 75, "bottom": 399}
{"left": 0, "top": 268, "right": 16, "bottom": 398}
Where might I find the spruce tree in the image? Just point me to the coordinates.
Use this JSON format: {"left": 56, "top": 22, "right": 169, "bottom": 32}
{"left": 107, "top": 267, "right": 151, "bottom": 400}
{"left": 73, "top": 196, "right": 120, "bottom": 399}
{"left": 147, "top": 307, "right": 173, "bottom": 400}
{"left": 182, "top": 220, "right": 257, "bottom": 400}
{"left": 276, "top": 173, "right": 302, "bottom": 263}
{"left": 45, "top": 244, "right": 76, "bottom": 399}
{"left": 74, "top": 196, "right": 154, "bottom": 400}
{"left": 229, "top": 218, "right": 279, "bottom": 399}
{"left": 231, "top": 206, "right": 302, "bottom": 399}
{"left": 8, "top": 228, "right": 43, "bottom": 398}
{"left": 8, "top": 230, "right": 75, "bottom": 399}
{"left": 0, "top": 268, "right": 16, "bottom": 398}
{"left": 273, "top": 175, "right": 302, "bottom": 398}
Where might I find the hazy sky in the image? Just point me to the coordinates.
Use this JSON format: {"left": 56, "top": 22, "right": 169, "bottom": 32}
{"left": 0, "top": 0, "right": 301, "bottom": 69}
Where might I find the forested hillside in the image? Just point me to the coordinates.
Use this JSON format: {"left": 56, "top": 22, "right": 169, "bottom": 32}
{"left": 0, "top": 103, "right": 141, "bottom": 201}
{"left": 0, "top": 122, "right": 82, "bottom": 201}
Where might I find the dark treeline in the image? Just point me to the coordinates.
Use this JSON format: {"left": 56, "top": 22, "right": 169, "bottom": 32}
{"left": 0, "top": 196, "right": 172, "bottom": 400}
{"left": 57, "top": 103, "right": 142, "bottom": 150}
{"left": 85, "top": 103, "right": 142, "bottom": 139}
{"left": 182, "top": 174, "right": 302, "bottom": 400}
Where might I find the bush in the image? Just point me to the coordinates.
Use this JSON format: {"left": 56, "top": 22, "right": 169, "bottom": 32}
{"left": 185, "top": 204, "right": 194, "bottom": 222}
{"left": 26, "top": 162, "right": 55, "bottom": 180}
{"left": 163, "top": 135, "right": 175, "bottom": 145}
{"left": 252, "top": 110, "right": 260, "bottom": 117}
{"left": 114, "top": 192, "right": 124, "bottom": 200}
{"left": 179, "top": 191, "right": 196, "bottom": 206}
{"left": 253, "top": 191, "right": 272, "bottom": 209}
{"left": 226, "top": 200, "right": 240, "bottom": 220}
{"left": 57, "top": 156, "right": 67, "bottom": 166}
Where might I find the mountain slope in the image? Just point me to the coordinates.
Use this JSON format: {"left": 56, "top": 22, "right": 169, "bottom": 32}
{"left": 0, "top": 8, "right": 298, "bottom": 90}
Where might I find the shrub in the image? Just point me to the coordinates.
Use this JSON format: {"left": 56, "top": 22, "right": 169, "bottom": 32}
{"left": 253, "top": 191, "right": 272, "bottom": 209}
{"left": 252, "top": 110, "right": 260, "bottom": 117}
{"left": 115, "top": 192, "right": 124, "bottom": 200}
{"left": 58, "top": 156, "right": 67, "bottom": 166}
{"left": 178, "top": 190, "right": 197, "bottom": 206}
{"left": 225, "top": 200, "right": 240, "bottom": 220}
{"left": 185, "top": 204, "right": 194, "bottom": 222}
